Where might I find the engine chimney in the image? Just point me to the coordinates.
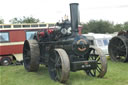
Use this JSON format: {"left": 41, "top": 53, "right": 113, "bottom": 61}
{"left": 70, "top": 3, "right": 79, "bottom": 35}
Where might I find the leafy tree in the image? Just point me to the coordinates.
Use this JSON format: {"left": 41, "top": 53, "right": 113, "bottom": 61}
{"left": 82, "top": 20, "right": 114, "bottom": 33}
{"left": 123, "top": 21, "right": 128, "bottom": 30}
{"left": 9, "top": 16, "right": 40, "bottom": 24}
{"left": 114, "top": 24, "right": 123, "bottom": 32}
{"left": 9, "top": 18, "right": 21, "bottom": 24}
{"left": 0, "top": 18, "right": 4, "bottom": 24}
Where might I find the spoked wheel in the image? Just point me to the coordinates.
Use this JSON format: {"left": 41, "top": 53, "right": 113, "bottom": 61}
{"left": 108, "top": 36, "right": 128, "bottom": 62}
{"left": 48, "top": 49, "right": 70, "bottom": 83}
{"left": 85, "top": 47, "right": 107, "bottom": 78}
{"left": 23, "top": 40, "right": 40, "bottom": 72}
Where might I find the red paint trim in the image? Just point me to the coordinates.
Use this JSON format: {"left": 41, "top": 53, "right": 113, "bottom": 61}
{"left": 0, "top": 44, "right": 23, "bottom": 55}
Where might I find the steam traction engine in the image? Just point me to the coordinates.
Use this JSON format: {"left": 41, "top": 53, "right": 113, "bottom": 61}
{"left": 109, "top": 30, "right": 128, "bottom": 62}
{"left": 23, "top": 3, "right": 107, "bottom": 83}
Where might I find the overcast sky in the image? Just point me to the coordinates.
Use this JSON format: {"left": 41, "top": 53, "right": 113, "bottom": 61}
{"left": 0, "top": 0, "right": 128, "bottom": 24}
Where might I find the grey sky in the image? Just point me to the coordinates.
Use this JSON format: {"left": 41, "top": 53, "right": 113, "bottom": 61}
{"left": 0, "top": 0, "right": 128, "bottom": 24}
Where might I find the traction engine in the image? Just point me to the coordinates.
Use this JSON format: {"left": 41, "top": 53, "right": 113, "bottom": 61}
{"left": 109, "top": 30, "right": 128, "bottom": 62}
{"left": 23, "top": 3, "right": 107, "bottom": 83}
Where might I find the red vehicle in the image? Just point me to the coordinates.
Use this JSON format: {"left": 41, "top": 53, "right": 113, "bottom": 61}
{"left": 0, "top": 23, "right": 82, "bottom": 66}
{"left": 0, "top": 23, "right": 55, "bottom": 65}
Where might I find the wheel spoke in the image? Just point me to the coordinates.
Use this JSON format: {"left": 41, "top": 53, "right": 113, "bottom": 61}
{"left": 56, "top": 57, "right": 60, "bottom": 64}
{"left": 56, "top": 68, "right": 62, "bottom": 80}
{"left": 93, "top": 69, "right": 96, "bottom": 76}
{"left": 96, "top": 68, "right": 101, "bottom": 73}
{"left": 97, "top": 65, "right": 102, "bottom": 72}
{"left": 50, "top": 57, "right": 55, "bottom": 63}
{"left": 96, "top": 57, "right": 100, "bottom": 61}
{"left": 90, "top": 56, "right": 94, "bottom": 60}
{"left": 97, "top": 63, "right": 101, "bottom": 64}
{"left": 89, "top": 54, "right": 99, "bottom": 60}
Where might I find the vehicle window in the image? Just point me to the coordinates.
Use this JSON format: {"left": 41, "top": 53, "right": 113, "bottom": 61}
{"left": 103, "top": 39, "right": 109, "bottom": 46}
{"left": 23, "top": 25, "right": 30, "bottom": 28}
{"left": 14, "top": 25, "right": 21, "bottom": 28}
{"left": 88, "top": 40, "right": 94, "bottom": 45}
{"left": 39, "top": 24, "right": 46, "bottom": 27}
{"left": 96, "top": 40, "right": 103, "bottom": 46}
{"left": 31, "top": 24, "right": 38, "bottom": 27}
{"left": 0, "top": 32, "right": 9, "bottom": 42}
{"left": 26, "top": 31, "right": 37, "bottom": 40}
{"left": 0, "top": 25, "right": 2, "bottom": 28}
{"left": 4, "top": 25, "right": 11, "bottom": 28}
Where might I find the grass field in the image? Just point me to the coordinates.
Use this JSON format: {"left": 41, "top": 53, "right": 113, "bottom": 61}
{"left": 1, "top": 60, "right": 128, "bottom": 85}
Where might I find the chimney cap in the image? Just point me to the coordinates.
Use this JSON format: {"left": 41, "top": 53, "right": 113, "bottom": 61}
{"left": 70, "top": 3, "right": 79, "bottom": 5}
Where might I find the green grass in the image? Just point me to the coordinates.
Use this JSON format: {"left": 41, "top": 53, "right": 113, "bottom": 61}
{"left": 1, "top": 60, "right": 128, "bottom": 85}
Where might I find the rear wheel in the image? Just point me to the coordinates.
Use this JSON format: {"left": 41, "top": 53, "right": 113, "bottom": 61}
{"left": 23, "top": 40, "right": 40, "bottom": 72}
{"left": 85, "top": 47, "right": 107, "bottom": 78}
{"left": 48, "top": 49, "right": 70, "bottom": 83}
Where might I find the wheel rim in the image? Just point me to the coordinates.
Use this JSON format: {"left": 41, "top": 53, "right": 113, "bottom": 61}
{"left": 48, "top": 49, "right": 70, "bottom": 83}
{"left": 3, "top": 59, "right": 10, "bottom": 66}
{"left": 86, "top": 48, "right": 107, "bottom": 78}
{"left": 108, "top": 36, "right": 128, "bottom": 62}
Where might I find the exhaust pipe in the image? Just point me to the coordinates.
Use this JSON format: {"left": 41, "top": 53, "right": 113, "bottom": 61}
{"left": 70, "top": 3, "right": 79, "bottom": 35}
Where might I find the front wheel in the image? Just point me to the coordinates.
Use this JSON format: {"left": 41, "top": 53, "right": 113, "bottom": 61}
{"left": 85, "top": 47, "right": 107, "bottom": 78}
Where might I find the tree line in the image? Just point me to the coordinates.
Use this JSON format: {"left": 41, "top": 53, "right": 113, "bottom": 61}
{"left": 0, "top": 16, "right": 40, "bottom": 24}
{"left": 82, "top": 20, "right": 128, "bottom": 33}
{"left": 0, "top": 16, "right": 128, "bottom": 33}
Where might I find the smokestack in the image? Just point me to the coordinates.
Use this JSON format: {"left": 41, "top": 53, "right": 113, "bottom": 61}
{"left": 70, "top": 3, "right": 79, "bottom": 35}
